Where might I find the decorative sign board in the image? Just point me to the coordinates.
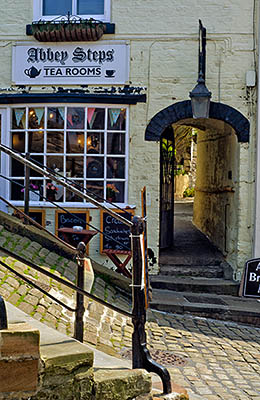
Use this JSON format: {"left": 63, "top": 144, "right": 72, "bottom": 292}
{"left": 100, "top": 209, "right": 134, "bottom": 253}
{"left": 240, "top": 258, "right": 260, "bottom": 298}
{"left": 12, "top": 42, "right": 129, "bottom": 85}
{"left": 55, "top": 209, "right": 89, "bottom": 241}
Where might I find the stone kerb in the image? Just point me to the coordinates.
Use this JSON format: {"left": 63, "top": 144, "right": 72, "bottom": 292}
{"left": 0, "top": 322, "right": 40, "bottom": 399}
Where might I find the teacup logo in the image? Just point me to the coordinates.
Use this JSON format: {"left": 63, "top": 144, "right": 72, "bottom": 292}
{"left": 105, "top": 69, "right": 115, "bottom": 78}
{"left": 24, "top": 66, "right": 41, "bottom": 78}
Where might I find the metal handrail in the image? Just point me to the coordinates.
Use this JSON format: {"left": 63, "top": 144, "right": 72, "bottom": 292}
{"left": 0, "top": 245, "right": 132, "bottom": 318}
{"left": 0, "top": 144, "right": 133, "bottom": 227}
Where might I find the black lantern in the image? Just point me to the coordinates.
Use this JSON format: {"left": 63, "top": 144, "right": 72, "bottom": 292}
{"left": 189, "top": 20, "right": 211, "bottom": 119}
{"left": 190, "top": 73, "right": 211, "bottom": 119}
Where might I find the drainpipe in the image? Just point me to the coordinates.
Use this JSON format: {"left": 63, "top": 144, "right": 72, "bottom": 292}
{"left": 254, "top": 8, "right": 260, "bottom": 258}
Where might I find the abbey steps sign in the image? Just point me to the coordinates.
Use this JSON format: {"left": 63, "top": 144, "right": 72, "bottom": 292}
{"left": 12, "top": 42, "right": 129, "bottom": 85}
{"left": 240, "top": 258, "right": 260, "bottom": 298}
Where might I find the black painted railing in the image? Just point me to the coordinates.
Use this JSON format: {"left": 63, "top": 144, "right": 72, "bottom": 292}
{"left": 0, "top": 144, "right": 172, "bottom": 394}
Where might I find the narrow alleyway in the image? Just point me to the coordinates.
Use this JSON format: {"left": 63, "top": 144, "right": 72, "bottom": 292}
{"left": 159, "top": 200, "right": 225, "bottom": 272}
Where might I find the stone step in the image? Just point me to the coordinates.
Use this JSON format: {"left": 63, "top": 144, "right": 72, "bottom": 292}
{"left": 150, "top": 289, "right": 260, "bottom": 327}
{"left": 158, "top": 264, "right": 224, "bottom": 278}
{"left": 150, "top": 276, "right": 239, "bottom": 296}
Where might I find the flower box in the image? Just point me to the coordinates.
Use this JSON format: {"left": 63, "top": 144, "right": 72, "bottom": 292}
{"left": 31, "top": 19, "right": 105, "bottom": 42}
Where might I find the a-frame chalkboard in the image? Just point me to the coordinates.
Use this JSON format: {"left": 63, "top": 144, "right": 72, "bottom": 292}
{"left": 100, "top": 209, "right": 134, "bottom": 253}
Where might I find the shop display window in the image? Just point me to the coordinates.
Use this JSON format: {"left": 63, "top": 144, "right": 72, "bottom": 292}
{"left": 9, "top": 105, "right": 128, "bottom": 204}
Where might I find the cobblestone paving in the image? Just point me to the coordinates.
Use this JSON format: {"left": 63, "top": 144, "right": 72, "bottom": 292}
{"left": 148, "top": 311, "right": 260, "bottom": 400}
{"left": 0, "top": 224, "right": 260, "bottom": 399}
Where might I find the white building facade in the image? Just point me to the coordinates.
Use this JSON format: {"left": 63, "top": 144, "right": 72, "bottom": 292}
{"left": 0, "top": 0, "right": 257, "bottom": 277}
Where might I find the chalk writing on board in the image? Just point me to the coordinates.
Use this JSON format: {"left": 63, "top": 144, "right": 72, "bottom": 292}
{"left": 101, "top": 211, "right": 133, "bottom": 252}
{"left": 57, "top": 211, "right": 88, "bottom": 243}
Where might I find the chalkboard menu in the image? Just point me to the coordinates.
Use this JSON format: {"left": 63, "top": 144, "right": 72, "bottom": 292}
{"left": 100, "top": 209, "right": 134, "bottom": 253}
{"left": 240, "top": 258, "right": 260, "bottom": 298}
{"left": 55, "top": 210, "right": 89, "bottom": 239}
{"left": 18, "top": 208, "right": 45, "bottom": 227}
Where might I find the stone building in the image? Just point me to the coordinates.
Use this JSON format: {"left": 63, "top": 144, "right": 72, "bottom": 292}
{"left": 0, "top": 0, "right": 257, "bottom": 277}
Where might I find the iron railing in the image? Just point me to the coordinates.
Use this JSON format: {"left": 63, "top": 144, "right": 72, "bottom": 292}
{"left": 0, "top": 144, "right": 172, "bottom": 394}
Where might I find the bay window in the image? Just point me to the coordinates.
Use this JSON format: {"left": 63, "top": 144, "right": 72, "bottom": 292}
{"left": 9, "top": 105, "right": 128, "bottom": 204}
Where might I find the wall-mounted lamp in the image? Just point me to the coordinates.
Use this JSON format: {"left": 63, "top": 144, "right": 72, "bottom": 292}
{"left": 189, "top": 20, "right": 211, "bottom": 118}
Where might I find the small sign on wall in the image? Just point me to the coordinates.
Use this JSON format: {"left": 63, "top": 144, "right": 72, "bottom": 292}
{"left": 239, "top": 258, "right": 260, "bottom": 298}
{"left": 12, "top": 42, "right": 129, "bottom": 85}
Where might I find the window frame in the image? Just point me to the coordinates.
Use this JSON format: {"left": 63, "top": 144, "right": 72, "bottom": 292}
{"left": 33, "top": 0, "right": 111, "bottom": 22}
{"left": 5, "top": 103, "right": 129, "bottom": 207}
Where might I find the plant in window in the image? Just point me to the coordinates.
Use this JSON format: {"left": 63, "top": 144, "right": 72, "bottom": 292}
{"left": 21, "top": 183, "right": 39, "bottom": 192}
{"left": 106, "top": 184, "right": 119, "bottom": 202}
{"left": 46, "top": 182, "right": 58, "bottom": 201}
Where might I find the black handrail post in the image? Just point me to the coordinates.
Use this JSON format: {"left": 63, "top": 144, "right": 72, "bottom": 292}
{"left": 74, "top": 241, "right": 86, "bottom": 342}
{"left": 131, "top": 216, "right": 172, "bottom": 394}
{"left": 131, "top": 216, "right": 146, "bottom": 368}
{"left": 0, "top": 295, "right": 7, "bottom": 330}
{"left": 24, "top": 152, "right": 30, "bottom": 220}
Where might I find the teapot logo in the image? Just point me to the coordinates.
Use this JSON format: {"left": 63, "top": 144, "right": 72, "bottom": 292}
{"left": 24, "top": 66, "right": 41, "bottom": 78}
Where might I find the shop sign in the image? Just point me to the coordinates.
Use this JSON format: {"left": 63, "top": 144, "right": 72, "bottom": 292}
{"left": 240, "top": 258, "right": 260, "bottom": 298}
{"left": 12, "top": 42, "right": 129, "bottom": 85}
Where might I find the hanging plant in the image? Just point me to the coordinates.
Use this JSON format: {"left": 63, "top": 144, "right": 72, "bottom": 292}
{"left": 31, "top": 17, "right": 106, "bottom": 42}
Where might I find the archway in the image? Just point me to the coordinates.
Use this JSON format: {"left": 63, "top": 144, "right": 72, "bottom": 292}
{"left": 145, "top": 100, "right": 250, "bottom": 260}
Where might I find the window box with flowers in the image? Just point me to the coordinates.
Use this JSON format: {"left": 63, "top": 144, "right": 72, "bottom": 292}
{"left": 31, "top": 17, "right": 106, "bottom": 42}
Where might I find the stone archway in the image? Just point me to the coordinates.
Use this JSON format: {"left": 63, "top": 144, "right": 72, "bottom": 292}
{"left": 145, "top": 100, "right": 250, "bottom": 264}
{"left": 145, "top": 100, "right": 249, "bottom": 143}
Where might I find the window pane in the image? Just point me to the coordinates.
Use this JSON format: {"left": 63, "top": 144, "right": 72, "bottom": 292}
{"left": 29, "top": 131, "right": 44, "bottom": 153}
{"left": 87, "top": 156, "right": 104, "bottom": 178}
{"left": 66, "top": 156, "right": 84, "bottom": 178}
{"left": 87, "top": 181, "right": 103, "bottom": 200}
{"left": 77, "top": 0, "right": 104, "bottom": 14}
{"left": 47, "top": 107, "right": 64, "bottom": 129}
{"left": 108, "top": 109, "right": 126, "bottom": 130}
{"left": 107, "top": 132, "right": 125, "bottom": 154}
{"left": 12, "top": 108, "right": 26, "bottom": 129}
{"left": 67, "top": 107, "right": 85, "bottom": 129}
{"left": 12, "top": 132, "right": 25, "bottom": 152}
{"left": 66, "top": 180, "right": 84, "bottom": 202}
{"left": 107, "top": 157, "right": 125, "bottom": 178}
{"left": 106, "top": 182, "right": 124, "bottom": 202}
{"left": 11, "top": 159, "right": 24, "bottom": 177}
{"left": 47, "top": 131, "right": 64, "bottom": 153}
{"left": 11, "top": 179, "right": 24, "bottom": 200}
{"left": 29, "top": 156, "right": 44, "bottom": 177}
{"left": 67, "top": 132, "right": 84, "bottom": 153}
{"left": 43, "top": 0, "right": 72, "bottom": 15}
{"left": 47, "top": 156, "right": 64, "bottom": 174}
{"left": 87, "top": 132, "right": 104, "bottom": 154}
{"left": 87, "top": 108, "right": 105, "bottom": 129}
{"left": 28, "top": 108, "right": 44, "bottom": 129}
